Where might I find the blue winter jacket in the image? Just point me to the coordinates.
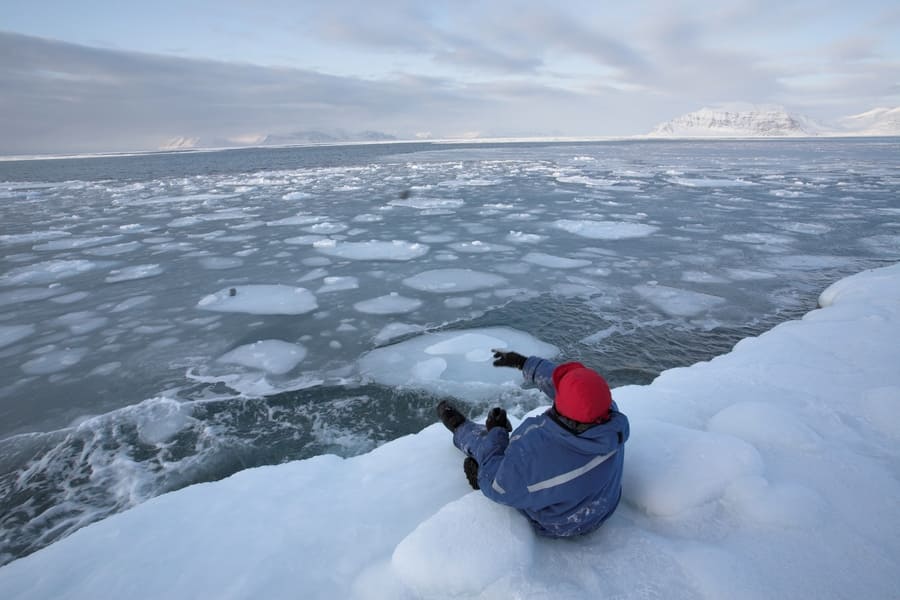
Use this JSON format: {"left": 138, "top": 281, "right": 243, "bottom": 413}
{"left": 453, "top": 356, "right": 629, "bottom": 537}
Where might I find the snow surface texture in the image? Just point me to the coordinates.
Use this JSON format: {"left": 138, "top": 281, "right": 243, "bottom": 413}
{"left": 1, "top": 263, "right": 899, "bottom": 599}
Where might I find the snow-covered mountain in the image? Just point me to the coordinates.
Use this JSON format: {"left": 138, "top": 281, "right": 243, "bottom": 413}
{"left": 649, "top": 105, "right": 900, "bottom": 138}
{"left": 649, "top": 106, "right": 829, "bottom": 138}
{"left": 838, "top": 107, "right": 900, "bottom": 136}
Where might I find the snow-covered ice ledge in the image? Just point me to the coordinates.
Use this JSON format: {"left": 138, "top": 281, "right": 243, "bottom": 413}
{"left": 2, "top": 265, "right": 900, "bottom": 599}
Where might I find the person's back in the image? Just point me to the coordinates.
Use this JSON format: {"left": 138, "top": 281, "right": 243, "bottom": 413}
{"left": 437, "top": 350, "right": 630, "bottom": 537}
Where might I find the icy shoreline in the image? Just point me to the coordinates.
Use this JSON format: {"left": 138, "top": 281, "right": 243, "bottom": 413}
{"left": 1, "top": 263, "right": 898, "bottom": 598}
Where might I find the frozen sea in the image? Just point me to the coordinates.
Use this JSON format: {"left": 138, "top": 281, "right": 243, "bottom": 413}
{"left": 0, "top": 138, "right": 898, "bottom": 565}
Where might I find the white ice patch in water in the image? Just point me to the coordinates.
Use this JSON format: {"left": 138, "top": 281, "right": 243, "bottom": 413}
{"left": 84, "top": 241, "right": 143, "bottom": 256}
{"left": 304, "top": 222, "right": 347, "bottom": 234}
{"left": 111, "top": 295, "right": 154, "bottom": 312}
{"left": 506, "top": 231, "right": 546, "bottom": 244}
{"left": 358, "top": 327, "right": 557, "bottom": 400}
{"left": 317, "top": 277, "right": 359, "bottom": 294}
{"left": 54, "top": 311, "right": 109, "bottom": 335}
{"left": 267, "top": 214, "right": 324, "bottom": 226}
{"left": 353, "top": 293, "right": 423, "bottom": 315}
{"left": 49, "top": 291, "right": 90, "bottom": 304}
{"left": 314, "top": 240, "right": 429, "bottom": 261}
{"left": 402, "top": 269, "right": 507, "bottom": 293}
{"left": 447, "top": 241, "right": 514, "bottom": 254}
{"left": 682, "top": 271, "right": 730, "bottom": 284}
{"left": 1, "top": 259, "right": 105, "bottom": 286}
{"left": 284, "top": 235, "right": 328, "bottom": 245}
{"left": 199, "top": 257, "right": 243, "bottom": 270}
{"left": 197, "top": 285, "right": 318, "bottom": 315}
{"left": 554, "top": 219, "right": 659, "bottom": 240}
{"left": 723, "top": 233, "right": 795, "bottom": 245}
{"left": 389, "top": 198, "right": 464, "bottom": 210}
{"left": 373, "top": 322, "right": 425, "bottom": 345}
{"left": 0, "top": 324, "right": 35, "bottom": 348}
{"left": 217, "top": 340, "right": 308, "bottom": 375}
{"left": 0, "top": 230, "right": 70, "bottom": 246}
{"left": 0, "top": 287, "right": 61, "bottom": 306}
{"left": 523, "top": 252, "right": 591, "bottom": 269}
{"left": 725, "top": 268, "right": 777, "bottom": 281}
{"left": 105, "top": 265, "right": 164, "bottom": 283}
{"left": 21, "top": 347, "right": 89, "bottom": 374}
{"left": 635, "top": 284, "right": 726, "bottom": 317}
{"left": 670, "top": 177, "right": 755, "bottom": 187}
{"left": 32, "top": 235, "right": 124, "bottom": 252}
{"left": 773, "top": 222, "right": 832, "bottom": 235}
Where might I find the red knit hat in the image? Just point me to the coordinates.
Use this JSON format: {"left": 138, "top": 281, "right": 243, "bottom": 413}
{"left": 552, "top": 362, "right": 612, "bottom": 423}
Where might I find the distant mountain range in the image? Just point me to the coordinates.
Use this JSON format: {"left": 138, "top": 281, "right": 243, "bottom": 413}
{"left": 648, "top": 105, "right": 900, "bottom": 138}
{"left": 160, "top": 129, "right": 397, "bottom": 151}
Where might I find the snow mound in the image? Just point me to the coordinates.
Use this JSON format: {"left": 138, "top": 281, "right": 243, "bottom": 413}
{"left": 392, "top": 492, "right": 534, "bottom": 598}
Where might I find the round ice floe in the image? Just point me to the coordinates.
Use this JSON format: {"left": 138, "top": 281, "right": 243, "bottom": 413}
{"left": 448, "top": 241, "right": 514, "bottom": 254}
{"left": 304, "top": 222, "right": 348, "bottom": 234}
{"left": 199, "top": 257, "right": 244, "bottom": 270}
{"left": 22, "top": 347, "right": 89, "bottom": 375}
{"left": 402, "top": 269, "right": 507, "bottom": 293}
{"left": 314, "top": 240, "right": 429, "bottom": 261}
{"left": 106, "top": 265, "right": 164, "bottom": 283}
{"left": 317, "top": 276, "right": 359, "bottom": 294}
{"left": 354, "top": 293, "right": 423, "bottom": 315}
{"left": 197, "top": 285, "right": 318, "bottom": 315}
{"left": 624, "top": 419, "right": 764, "bottom": 517}
{"left": 392, "top": 493, "right": 534, "bottom": 598}
{"left": 84, "top": 241, "right": 143, "bottom": 256}
{"left": 553, "top": 219, "right": 659, "bottom": 240}
{"left": 0, "top": 324, "right": 34, "bottom": 348}
{"left": 634, "top": 284, "right": 725, "bottom": 317}
{"left": 373, "top": 322, "right": 424, "bottom": 345}
{"left": 217, "top": 339, "right": 307, "bottom": 375}
{"left": 522, "top": 252, "right": 591, "bottom": 269}
{"left": 506, "top": 231, "right": 545, "bottom": 244}
{"left": 358, "top": 327, "right": 557, "bottom": 400}
{"left": 0, "top": 287, "right": 60, "bottom": 306}
{"left": 1, "top": 259, "right": 104, "bottom": 285}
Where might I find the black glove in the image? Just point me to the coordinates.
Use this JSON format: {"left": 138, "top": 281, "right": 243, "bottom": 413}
{"left": 463, "top": 457, "right": 480, "bottom": 490}
{"left": 491, "top": 349, "right": 526, "bottom": 370}
{"left": 485, "top": 407, "right": 513, "bottom": 432}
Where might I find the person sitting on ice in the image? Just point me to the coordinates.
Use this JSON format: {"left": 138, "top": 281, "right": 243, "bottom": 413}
{"left": 436, "top": 349, "right": 629, "bottom": 538}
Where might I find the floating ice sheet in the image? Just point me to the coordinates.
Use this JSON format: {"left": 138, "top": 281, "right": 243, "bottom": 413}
{"left": 314, "top": 240, "right": 429, "bottom": 261}
{"left": 358, "top": 327, "right": 558, "bottom": 400}
{"left": 197, "top": 285, "right": 318, "bottom": 315}
{"left": 554, "top": 219, "right": 659, "bottom": 240}
{"left": 402, "top": 269, "right": 507, "bottom": 293}
{"left": 217, "top": 340, "right": 307, "bottom": 375}
{"left": 634, "top": 283, "right": 726, "bottom": 317}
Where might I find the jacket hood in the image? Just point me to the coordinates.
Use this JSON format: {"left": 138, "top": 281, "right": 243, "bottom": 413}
{"left": 545, "top": 404, "right": 629, "bottom": 456}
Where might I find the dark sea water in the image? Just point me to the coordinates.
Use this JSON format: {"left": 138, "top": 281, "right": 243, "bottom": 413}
{"left": 1, "top": 138, "right": 898, "bottom": 564}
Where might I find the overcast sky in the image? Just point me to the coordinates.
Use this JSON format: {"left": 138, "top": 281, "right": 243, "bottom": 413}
{"left": 2, "top": 0, "right": 899, "bottom": 154}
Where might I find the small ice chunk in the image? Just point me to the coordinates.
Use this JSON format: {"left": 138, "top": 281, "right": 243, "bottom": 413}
{"left": 402, "top": 269, "right": 507, "bottom": 293}
{"left": 723, "top": 233, "right": 795, "bottom": 245}
{"left": 0, "top": 324, "right": 35, "bottom": 348}
{"left": 105, "top": 265, "right": 164, "bottom": 283}
{"left": 317, "top": 276, "right": 359, "bottom": 294}
{"left": 54, "top": 311, "right": 109, "bottom": 335}
{"left": 444, "top": 297, "right": 473, "bottom": 308}
{"left": 217, "top": 339, "right": 307, "bottom": 375}
{"left": 506, "top": 231, "right": 546, "bottom": 244}
{"left": 353, "top": 293, "right": 423, "bottom": 315}
{"left": 389, "top": 198, "right": 464, "bottom": 210}
{"left": 304, "top": 222, "right": 347, "bottom": 234}
{"left": 199, "top": 257, "right": 244, "bottom": 270}
{"left": 22, "top": 347, "right": 88, "bottom": 374}
{"left": 32, "top": 235, "right": 124, "bottom": 251}
{"left": 84, "top": 241, "right": 143, "bottom": 256}
{"left": 448, "top": 241, "right": 514, "bottom": 254}
{"left": 197, "top": 285, "right": 318, "bottom": 315}
{"left": 0, "top": 287, "right": 61, "bottom": 306}
{"left": 314, "top": 240, "right": 429, "bottom": 261}
{"left": 523, "top": 252, "right": 591, "bottom": 269}
{"left": 268, "top": 214, "right": 324, "bottom": 226}
{"left": 554, "top": 219, "right": 659, "bottom": 239}
{"left": 634, "top": 284, "right": 725, "bottom": 317}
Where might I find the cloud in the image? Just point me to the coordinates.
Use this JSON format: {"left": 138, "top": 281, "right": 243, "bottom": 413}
{"left": 0, "top": 31, "right": 478, "bottom": 154}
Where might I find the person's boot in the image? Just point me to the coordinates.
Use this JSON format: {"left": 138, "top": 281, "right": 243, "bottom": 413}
{"left": 436, "top": 401, "right": 466, "bottom": 432}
